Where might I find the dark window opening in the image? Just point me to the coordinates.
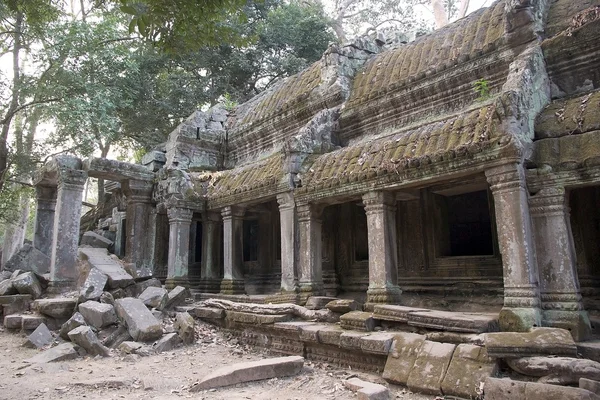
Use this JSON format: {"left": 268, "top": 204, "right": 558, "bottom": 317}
{"left": 195, "top": 221, "right": 202, "bottom": 262}
{"left": 243, "top": 220, "right": 259, "bottom": 262}
{"left": 443, "top": 190, "right": 494, "bottom": 256}
{"left": 120, "top": 219, "right": 127, "bottom": 256}
{"left": 354, "top": 206, "right": 369, "bottom": 261}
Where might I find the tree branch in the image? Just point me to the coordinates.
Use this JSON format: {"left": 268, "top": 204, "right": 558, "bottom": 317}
{"left": 1, "top": 97, "right": 60, "bottom": 125}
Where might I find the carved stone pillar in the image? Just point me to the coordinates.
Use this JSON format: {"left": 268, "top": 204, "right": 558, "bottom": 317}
{"left": 363, "top": 191, "right": 402, "bottom": 305}
{"left": 277, "top": 193, "right": 297, "bottom": 293}
{"left": 486, "top": 163, "right": 541, "bottom": 331}
{"left": 48, "top": 170, "right": 87, "bottom": 293}
{"left": 297, "top": 203, "right": 324, "bottom": 301}
{"left": 200, "top": 211, "right": 221, "bottom": 292}
{"left": 166, "top": 207, "right": 194, "bottom": 289}
{"left": 220, "top": 206, "right": 245, "bottom": 294}
{"left": 33, "top": 185, "right": 57, "bottom": 257}
{"left": 530, "top": 186, "right": 591, "bottom": 340}
{"left": 123, "top": 179, "right": 155, "bottom": 275}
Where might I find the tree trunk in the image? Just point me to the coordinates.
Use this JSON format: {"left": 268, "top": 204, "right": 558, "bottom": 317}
{"left": 431, "top": 0, "right": 449, "bottom": 28}
{"left": 96, "top": 142, "right": 110, "bottom": 206}
{"left": 1, "top": 192, "right": 30, "bottom": 267}
{"left": 458, "top": 0, "right": 470, "bottom": 19}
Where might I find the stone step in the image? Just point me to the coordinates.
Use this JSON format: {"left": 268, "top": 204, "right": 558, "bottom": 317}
{"left": 373, "top": 305, "right": 428, "bottom": 323}
{"left": 407, "top": 310, "right": 499, "bottom": 333}
{"left": 577, "top": 340, "right": 600, "bottom": 363}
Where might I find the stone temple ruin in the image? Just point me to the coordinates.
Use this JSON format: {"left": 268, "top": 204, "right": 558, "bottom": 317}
{"left": 3, "top": 0, "right": 600, "bottom": 398}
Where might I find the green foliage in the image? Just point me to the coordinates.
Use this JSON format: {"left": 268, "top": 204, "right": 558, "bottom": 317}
{"left": 473, "top": 78, "right": 491, "bottom": 101}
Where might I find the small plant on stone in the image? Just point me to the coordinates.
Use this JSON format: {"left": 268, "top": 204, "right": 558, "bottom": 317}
{"left": 221, "top": 93, "right": 237, "bottom": 111}
{"left": 473, "top": 78, "right": 491, "bottom": 101}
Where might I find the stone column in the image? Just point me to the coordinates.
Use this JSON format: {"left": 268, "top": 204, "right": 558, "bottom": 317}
{"left": 123, "top": 179, "right": 155, "bottom": 275}
{"left": 200, "top": 211, "right": 221, "bottom": 292}
{"left": 297, "top": 203, "right": 324, "bottom": 301}
{"left": 220, "top": 206, "right": 245, "bottom": 294}
{"left": 530, "top": 186, "right": 591, "bottom": 340}
{"left": 33, "top": 185, "right": 57, "bottom": 257}
{"left": 48, "top": 170, "right": 87, "bottom": 293}
{"left": 363, "top": 191, "right": 402, "bottom": 305}
{"left": 486, "top": 163, "right": 541, "bottom": 331}
{"left": 277, "top": 193, "right": 297, "bottom": 293}
{"left": 166, "top": 207, "right": 194, "bottom": 289}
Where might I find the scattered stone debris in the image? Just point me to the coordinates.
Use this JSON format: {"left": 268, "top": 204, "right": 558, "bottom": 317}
{"left": 344, "top": 377, "right": 390, "bottom": 400}
{"left": 23, "top": 323, "right": 53, "bottom": 349}
{"left": 67, "top": 325, "right": 110, "bottom": 357}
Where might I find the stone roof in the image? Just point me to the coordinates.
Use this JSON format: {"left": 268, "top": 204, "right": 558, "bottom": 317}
{"left": 343, "top": 0, "right": 506, "bottom": 113}
{"left": 545, "top": 0, "right": 600, "bottom": 38}
{"left": 531, "top": 131, "right": 600, "bottom": 169}
{"left": 297, "top": 105, "right": 502, "bottom": 193}
{"left": 535, "top": 90, "right": 600, "bottom": 139}
{"left": 206, "top": 153, "right": 285, "bottom": 204}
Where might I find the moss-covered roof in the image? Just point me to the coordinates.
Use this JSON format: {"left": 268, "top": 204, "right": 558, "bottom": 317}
{"left": 535, "top": 90, "right": 600, "bottom": 139}
{"left": 206, "top": 153, "right": 284, "bottom": 201}
{"left": 343, "top": 0, "right": 506, "bottom": 112}
{"left": 545, "top": 0, "right": 600, "bottom": 38}
{"left": 298, "top": 106, "right": 501, "bottom": 193}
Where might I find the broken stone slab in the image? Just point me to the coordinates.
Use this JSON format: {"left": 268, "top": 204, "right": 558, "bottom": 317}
{"left": 68, "top": 325, "right": 110, "bottom": 357}
{"left": 425, "top": 331, "right": 485, "bottom": 345}
{"left": 164, "top": 286, "right": 188, "bottom": 309}
{"left": 81, "top": 231, "right": 113, "bottom": 249}
{"left": 4, "top": 314, "right": 23, "bottom": 329}
{"left": 441, "top": 344, "right": 498, "bottom": 399}
{"left": 581, "top": 378, "right": 600, "bottom": 396}
{"left": 507, "top": 356, "right": 600, "bottom": 385}
{"left": 25, "top": 342, "right": 79, "bottom": 364}
{"left": 189, "top": 356, "right": 304, "bottom": 392}
{"left": 79, "top": 268, "right": 108, "bottom": 302}
{"left": 0, "top": 278, "right": 17, "bottom": 296}
{"left": 3, "top": 243, "right": 51, "bottom": 275}
{"left": 484, "top": 377, "right": 600, "bottom": 400}
{"left": 406, "top": 340, "right": 456, "bottom": 395}
{"left": 174, "top": 312, "right": 195, "bottom": 345}
{"left": 60, "top": 312, "right": 87, "bottom": 340}
{"left": 114, "top": 297, "right": 163, "bottom": 342}
{"left": 408, "top": 310, "right": 499, "bottom": 333}
{"left": 139, "top": 287, "right": 168, "bottom": 310}
{"left": 305, "top": 296, "right": 339, "bottom": 310}
{"left": 339, "top": 331, "right": 371, "bottom": 350}
{"left": 484, "top": 327, "right": 577, "bottom": 358}
{"left": 102, "top": 324, "right": 132, "bottom": 348}
{"left": 373, "top": 304, "right": 428, "bottom": 323}
{"left": 360, "top": 332, "right": 396, "bottom": 355}
{"left": 118, "top": 341, "right": 143, "bottom": 354}
{"left": 79, "top": 248, "right": 133, "bottom": 289}
{"left": 193, "top": 306, "right": 226, "bottom": 320}
{"left": 12, "top": 272, "right": 43, "bottom": 299}
{"left": 340, "top": 311, "right": 377, "bottom": 331}
{"left": 23, "top": 323, "right": 53, "bottom": 349}
{"left": 33, "top": 298, "right": 77, "bottom": 319}
{"left": 134, "top": 277, "right": 162, "bottom": 296}
{"left": 78, "top": 301, "right": 117, "bottom": 329}
{"left": 154, "top": 332, "right": 182, "bottom": 353}
{"left": 344, "top": 377, "right": 390, "bottom": 400}
{"left": 326, "top": 299, "right": 361, "bottom": 313}
{"left": 21, "top": 314, "right": 47, "bottom": 330}
{"left": 226, "top": 310, "right": 292, "bottom": 325}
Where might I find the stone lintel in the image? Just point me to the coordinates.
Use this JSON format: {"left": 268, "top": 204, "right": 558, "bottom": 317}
{"left": 84, "top": 157, "right": 154, "bottom": 183}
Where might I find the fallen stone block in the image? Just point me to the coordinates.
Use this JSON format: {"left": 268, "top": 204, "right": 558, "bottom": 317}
{"left": 25, "top": 342, "right": 79, "bottom": 364}
{"left": 344, "top": 377, "right": 390, "bottom": 400}
{"left": 12, "top": 272, "right": 42, "bottom": 299}
{"left": 4, "top": 243, "right": 51, "bottom": 275}
{"left": 100, "top": 291, "right": 115, "bottom": 305}
{"left": 193, "top": 306, "right": 225, "bottom": 320}
{"left": 383, "top": 332, "right": 425, "bottom": 385}
{"left": 326, "top": 299, "right": 361, "bottom": 313}
{"left": 189, "top": 356, "right": 304, "bottom": 392}
{"left": 441, "top": 344, "right": 497, "bottom": 399}
{"left": 484, "top": 377, "right": 600, "bottom": 400}
{"left": 114, "top": 297, "right": 163, "bottom": 342}
{"left": 68, "top": 325, "right": 110, "bottom": 357}
{"left": 360, "top": 332, "right": 396, "bottom": 355}
{"left": 4, "top": 314, "right": 23, "bottom": 329}
{"left": 305, "top": 296, "right": 339, "bottom": 310}
{"left": 33, "top": 298, "right": 77, "bottom": 319}
{"left": 175, "top": 312, "right": 195, "bottom": 345}
{"left": 507, "top": 356, "right": 600, "bottom": 385}
{"left": 485, "top": 327, "right": 577, "bottom": 358}
{"left": 81, "top": 231, "right": 113, "bottom": 249}
{"left": 78, "top": 301, "right": 117, "bottom": 329}
{"left": 21, "top": 315, "right": 47, "bottom": 330}
{"left": 79, "top": 268, "right": 108, "bottom": 302}
{"left": 134, "top": 278, "right": 162, "bottom": 296}
{"left": 79, "top": 248, "right": 133, "bottom": 289}
{"left": 581, "top": 378, "right": 600, "bottom": 396}
{"left": 139, "top": 287, "right": 168, "bottom": 310}
{"left": 154, "top": 332, "right": 181, "bottom": 353}
{"left": 406, "top": 340, "right": 456, "bottom": 395}
{"left": 60, "top": 312, "right": 87, "bottom": 340}
{"left": 165, "top": 286, "right": 187, "bottom": 309}
{"left": 340, "top": 331, "right": 371, "bottom": 350}
{"left": 408, "top": 310, "right": 499, "bottom": 333}
{"left": 118, "top": 341, "right": 143, "bottom": 354}
{"left": 102, "top": 324, "right": 132, "bottom": 348}
{"left": 0, "top": 279, "right": 16, "bottom": 296}
{"left": 340, "top": 311, "right": 377, "bottom": 331}
{"left": 425, "top": 331, "right": 485, "bottom": 345}
{"left": 23, "top": 323, "right": 53, "bottom": 349}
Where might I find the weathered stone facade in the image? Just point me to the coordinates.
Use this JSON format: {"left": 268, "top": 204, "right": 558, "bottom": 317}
{"left": 31, "top": 0, "right": 600, "bottom": 341}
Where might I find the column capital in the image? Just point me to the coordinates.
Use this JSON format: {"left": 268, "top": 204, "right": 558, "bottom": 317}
{"left": 167, "top": 207, "right": 194, "bottom": 224}
{"left": 35, "top": 185, "right": 57, "bottom": 202}
{"left": 297, "top": 203, "right": 323, "bottom": 222}
{"left": 57, "top": 169, "right": 87, "bottom": 192}
{"left": 485, "top": 163, "right": 526, "bottom": 193}
{"left": 276, "top": 192, "right": 295, "bottom": 211}
{"left": 362, "top": 191, "right": 396, "bottom": 212}
{"left": 221, "top": 205, "right": 245, "bottom": 220}
{"left": 529, "top": 186, "right": 567, "bottom": 217}
{"left": 123, "top": 179, "right": 154, "bottom": 203}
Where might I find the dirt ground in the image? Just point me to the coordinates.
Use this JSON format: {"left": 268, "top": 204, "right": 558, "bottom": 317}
{"left": 0, "top": 322, "right": 434, "bottom": 400}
